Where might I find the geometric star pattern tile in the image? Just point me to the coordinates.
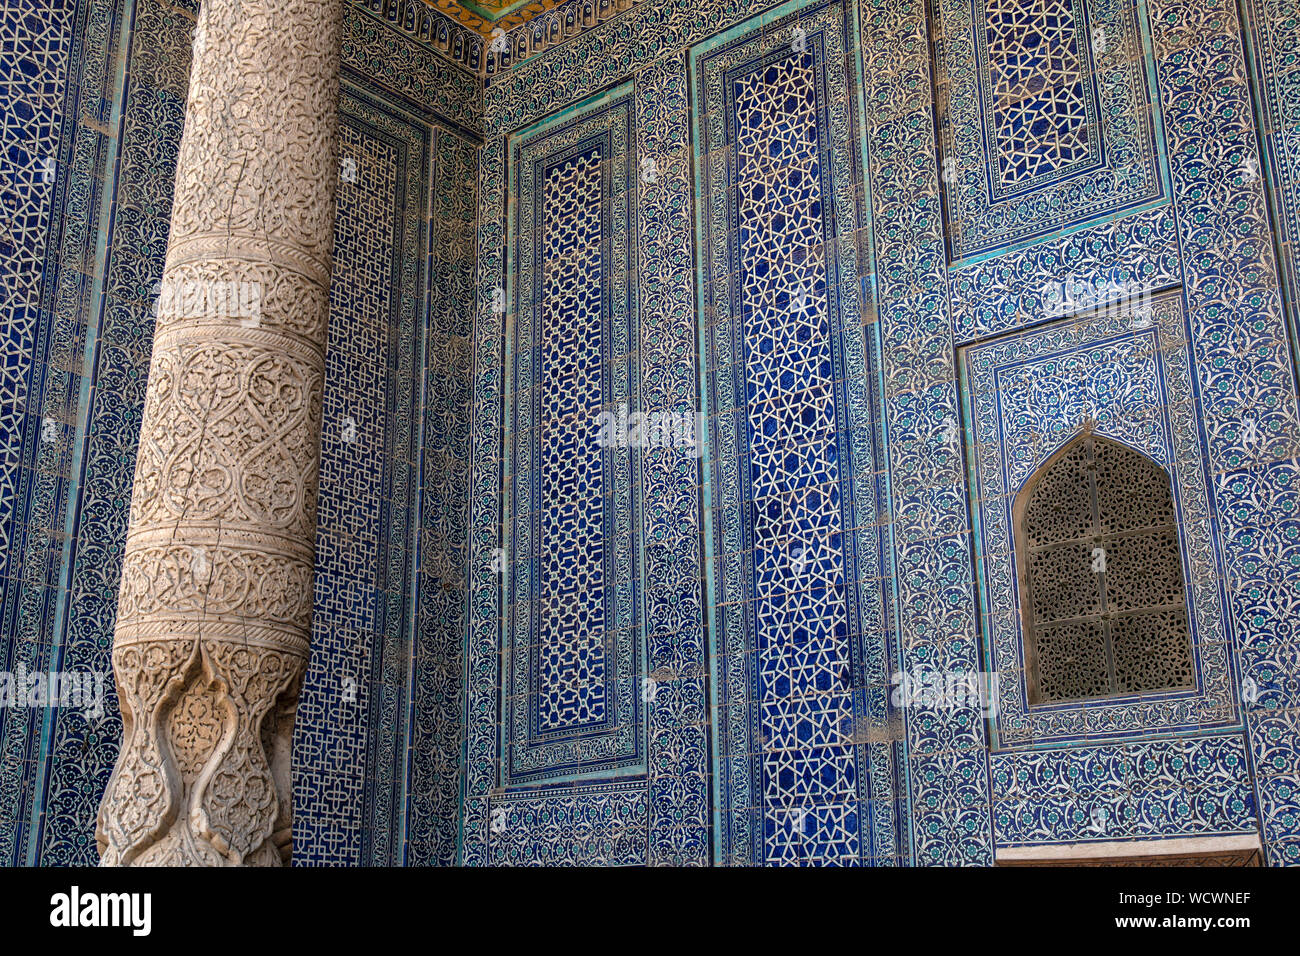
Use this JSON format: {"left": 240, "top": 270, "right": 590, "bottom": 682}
{"left": 502, "top": 83, "right": 644, "bottom": 789}
{"left": 987, "top": 0, "right": 1092, "bottom": 185}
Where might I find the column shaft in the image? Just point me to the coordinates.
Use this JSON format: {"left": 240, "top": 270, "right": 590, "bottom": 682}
{"left": 97, "top": 0, "right": 343, "bottom": 866}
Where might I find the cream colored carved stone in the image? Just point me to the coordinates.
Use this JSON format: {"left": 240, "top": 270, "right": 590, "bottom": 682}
{"left": 96, "top": 0, "right": 343, "bottom": 867}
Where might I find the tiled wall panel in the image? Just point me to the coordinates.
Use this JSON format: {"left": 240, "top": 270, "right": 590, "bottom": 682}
{"left": 469, "top": 2, "right": 729, "bottom": 867}
{"left": 692, "top": 0, "right": 898, "bottom": 865}
{"left": 404, "top": 127, "right": 477, "bottom": 867}
{"left": 471, "top": 0, "right": 1300, "bottom": 866}
{"left": 0, "top": 0, "right": 479, "bottom": 866}
{"left": 7, "top": 0, "right": 1300, "bottom": 867}
{"left": 503, "top": 86, "right": 645, "bottom": 789}
{"left": 1240, "top": 0, "right": 1300, "bottom": 867}
{"left": 0, "top": 0, "right": 199, "bottom": 867}
{"left": 292, "top": 87, "right": 429, "bottom": 867}
{"left": 0, "top": 0, "right": 102, "bottom": 864}
{"left": 292, "top": 82, "right": 479, "bottom": 867}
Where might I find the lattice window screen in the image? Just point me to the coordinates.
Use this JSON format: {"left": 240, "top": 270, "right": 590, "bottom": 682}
{"left": 1016, "top": 435, "right": 1196, "bottom": 704}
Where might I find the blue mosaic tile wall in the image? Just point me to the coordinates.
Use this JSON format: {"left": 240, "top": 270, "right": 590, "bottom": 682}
{"left": 292, "top": 86, "right": 431, "bottom": 868}
{"left": 8, "top": 0, "right": 1300, "bottom": 867}
{"left": 291, "top": 76, "right": 479, "bottom": 867}
{"left": 693, "top": 1, "right": 898, "bottom": 865}
{"left": 0, "top": 0, "right": 479, "bottom": 865}
{"left": 0, "top": 0, "right": 198, "bottom": 867}
{"left": 504, "top": 85, "right": 645, "bottom": 792}
{"left": 472, "top": 0, "right": 1300, "bottom": 866}
{"left": 405, "top": 123, "right": 477, "bottom": 867}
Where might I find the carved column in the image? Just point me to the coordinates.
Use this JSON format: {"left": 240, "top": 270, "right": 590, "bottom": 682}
{"left": 96, "top": 0, "right": 343, "bottom": 866}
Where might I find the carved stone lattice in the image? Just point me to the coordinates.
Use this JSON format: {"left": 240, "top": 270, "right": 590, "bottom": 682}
{"left": 1017, "top": 435, "right": 1195, "bottom": 704}
{"left": 95, "top": 0, "right": 343, "bottom": 866}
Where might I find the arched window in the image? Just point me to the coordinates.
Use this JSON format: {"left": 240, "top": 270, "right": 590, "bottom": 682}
{"left": 1015, "top": 433, "right": 1195, "bottom": 705}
